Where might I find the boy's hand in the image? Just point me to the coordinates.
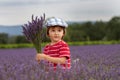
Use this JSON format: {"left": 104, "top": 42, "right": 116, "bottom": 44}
{"left": 36, "top": 53, "right": 46, "bottom": 61}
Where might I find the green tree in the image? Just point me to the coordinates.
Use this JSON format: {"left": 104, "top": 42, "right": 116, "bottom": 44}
{"left": 67, "top": 23, "right": 83, "bottom": 41}
{"left": 81, "top": 21, "right": 94, "bottom": 41}
{"left": 106, "top": 16, "right": 120, "bottom": 40}
{"left": 15, "top": 35, "right": 29, "bottom": 43}
{"left": 93, "top": 21, "right": 107, "bottom": 40}
{"left": 0, "top": 33, "right": 8, "bottom": 44}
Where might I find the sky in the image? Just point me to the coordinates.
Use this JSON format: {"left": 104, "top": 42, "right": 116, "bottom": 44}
{"left": 0, "top": 0, "right": 120, "bottom": 25}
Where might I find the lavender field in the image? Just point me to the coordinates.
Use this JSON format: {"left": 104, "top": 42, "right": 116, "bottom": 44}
{"left": 0, "top": 44, "right": 120, "bottom": 80}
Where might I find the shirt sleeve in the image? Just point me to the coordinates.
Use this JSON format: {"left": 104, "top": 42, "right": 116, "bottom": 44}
{"left": 59, "top": 43, "right": 70, "bottom": 59}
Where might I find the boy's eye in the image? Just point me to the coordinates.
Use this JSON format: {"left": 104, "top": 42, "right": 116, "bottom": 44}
{"left": 51, "top": 29, "right": 55, "bottom": 32}
{"left": 58, "top": 29, "right": 61, "bottom": 32}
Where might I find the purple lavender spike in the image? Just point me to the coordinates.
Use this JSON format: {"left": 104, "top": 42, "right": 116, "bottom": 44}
{"left": 22, "top": 13, "right": 45, "bottom": 53}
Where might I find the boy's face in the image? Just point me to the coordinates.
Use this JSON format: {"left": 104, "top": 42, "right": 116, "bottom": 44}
{"left": 48, "top": 26, "right": 64, "bottom": 43}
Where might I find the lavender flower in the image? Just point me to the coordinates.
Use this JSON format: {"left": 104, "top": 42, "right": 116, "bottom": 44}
{"left": 22, "top": 14, "right": 45, "bottom": 53}
{"left": 0, "top": 44, "right": 120, "bottom": 79}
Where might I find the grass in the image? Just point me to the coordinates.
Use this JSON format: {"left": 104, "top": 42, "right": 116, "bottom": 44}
{"left": 68, "top": 40, "right": 120, "bottom": 46}
{"left": 0, "top": 40, "right": 120, "bottom": 49}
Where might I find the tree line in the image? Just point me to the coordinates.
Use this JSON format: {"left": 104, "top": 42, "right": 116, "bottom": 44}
{"left": 0, "top": 16, "right": 120, "bottom": 44}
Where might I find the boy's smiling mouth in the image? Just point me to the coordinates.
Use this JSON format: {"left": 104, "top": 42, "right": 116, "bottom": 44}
{"left": 54, "top": 36, "right": 59, "bottom": 38}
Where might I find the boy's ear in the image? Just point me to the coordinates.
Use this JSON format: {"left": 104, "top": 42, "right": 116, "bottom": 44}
{"left": 62, "top": 33, "right": 65, "bottom": 37}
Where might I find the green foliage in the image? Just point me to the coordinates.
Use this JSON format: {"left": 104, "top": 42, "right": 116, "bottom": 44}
{"left": 106, "top": 16, "right": 120, "bottom": 40}
{"left": 0, "top": 33, "right": 8, "bottom": 44}
{"left": 0, "top": 43, "right": 33, "bottom": 48}
{"left": 67, "top": 23, "right": 84, "bottom": 41}
{"left": 66, "top": 21, "right": 107, "bottom": 41}
{"left": 15, "top": 35, "right": 30, "bottom": 44}
{"left": 92, "top": 21, "right": 107, "bottom": 40}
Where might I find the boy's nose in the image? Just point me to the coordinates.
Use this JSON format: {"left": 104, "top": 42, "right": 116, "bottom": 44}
{"left": 55, "top": 31, "right": 58, "bottom": 34}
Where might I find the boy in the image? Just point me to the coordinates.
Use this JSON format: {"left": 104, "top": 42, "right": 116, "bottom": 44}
{"left": 36, "top": 17, "right": 71, "bottom": 70}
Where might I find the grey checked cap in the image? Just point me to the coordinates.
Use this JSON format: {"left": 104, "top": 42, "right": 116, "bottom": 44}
{"left": 45, "top": 17, "right": 68, "bottom": 28}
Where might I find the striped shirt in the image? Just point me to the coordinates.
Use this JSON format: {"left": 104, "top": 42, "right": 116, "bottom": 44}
{"left": 43, "top": 40, "right": 71, "bottom": 70}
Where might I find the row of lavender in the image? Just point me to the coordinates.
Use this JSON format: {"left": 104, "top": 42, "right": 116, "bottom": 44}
{"left": 0, "top": 44, "right": 120, "bottom": 80}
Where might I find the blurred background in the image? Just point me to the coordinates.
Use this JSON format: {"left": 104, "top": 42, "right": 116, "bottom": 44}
{"left": 0, "top": 0, "right": 120, "bottom": 45}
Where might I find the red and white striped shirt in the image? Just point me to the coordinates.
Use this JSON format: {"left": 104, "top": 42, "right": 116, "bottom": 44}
{"left": 43, "top": 40, "right": 71, "bottom": 69}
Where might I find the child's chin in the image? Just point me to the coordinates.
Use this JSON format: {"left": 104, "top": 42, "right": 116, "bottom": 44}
{"left": 53, "top": 39, "right": 60, "bottom": 42}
